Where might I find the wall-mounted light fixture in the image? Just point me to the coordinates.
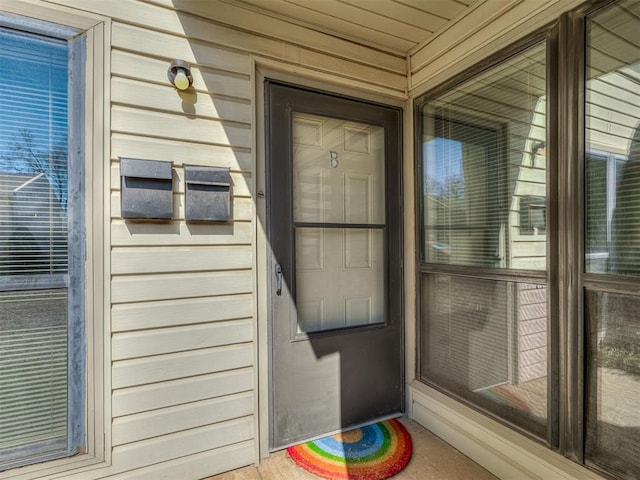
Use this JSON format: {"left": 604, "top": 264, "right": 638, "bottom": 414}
{"left": 530, "top": 140, "right": 546, "bottom": 166}
{"left": 167, "top": 59, "right": 193, "bottom": 91}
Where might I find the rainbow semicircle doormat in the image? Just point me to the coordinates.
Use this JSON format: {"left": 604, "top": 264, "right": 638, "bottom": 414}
{"left": 286, "top": 418, "right": 413, "bottom": 480}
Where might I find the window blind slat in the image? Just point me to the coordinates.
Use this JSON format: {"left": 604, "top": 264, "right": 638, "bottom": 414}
{"left": 0, "top": 24, "right": 70, "bottom": 467}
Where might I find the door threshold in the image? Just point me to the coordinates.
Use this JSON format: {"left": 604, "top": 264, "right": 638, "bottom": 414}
{"left": 270, "top": 412, "right": 404, "bottom": 452}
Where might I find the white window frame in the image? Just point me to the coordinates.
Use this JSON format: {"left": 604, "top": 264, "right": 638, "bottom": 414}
{"left": 585, "top": 148, "right": 628, "bottom": 269}
{"left": 1, "top": 1, "right": 110, "bottom": 478}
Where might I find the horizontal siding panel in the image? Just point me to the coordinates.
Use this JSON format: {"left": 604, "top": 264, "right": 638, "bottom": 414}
{"left": 381, "top": 0, "right": 469, "bottom": 22}
{"left": 276, "top": 1, "right": 433, "bottom": 42}
{"left": 111, "top": 134, "right": 252, "bottom": 172}
{"left": 519, "top": 318, "right": 545, "bottom": 337}
{"left": 110, "top": 193, "right": 253, "bottom": 220}
{"left": 111, "top": 416, "right": 253, "bottom": 472}
{"left": 112, "top": 319, "right": 253, "bottom": 360}
{"left": 513, "top": 181, "right": 546, "bottom": 197}
{"left": 228, "top": 0, "right": 413, "bottom": 53}
{"left": 511, "top": 234, "right": 546, "bottom": 242}
{"left": 112, "top": 49, "right": 251, "bottom": 99}
{"left": 587, "top": 88, "right": 640, "bottom": 127}
{"left": 103, "top": 440, "right": 254, "bottom": 480}
{"left": 58, "top": 0, "right": 316, "bottom": 67}
{"left": 112, "top": 77, "right": 252, "bottom": 124}
{"left": 110, "top": 4, "right": 299, "bottom": 64}
{"left": 208, "top": 0, "right": 420, "bottom": 51}
{"left": 518, "top": 286, "right": 546, "bottom": 305}
{"left": 112, "top": 343, "right": 253, "bottom": 389}
{"left": 112, "top": 391, "right": 253, "bottom": 446}
{"left": 111, "top": 270, "right": 252, "bottom": 303}
{"left": 111, "top": 294, "right": 254, "bottom": 332}
{"left": 410, "top": 0, "right": 583, "bottom": 91}
{"left": 111, "top": 220, "right": 252, "bottom": 246}
{"left": 516, "top": 168, "right": 546, "bottom": 184}
{"left": 111, "top": 106, "right": 251, "bottom": 148}
{"left": 111, "top": 164, "right": 252, "bottom": 197}
{"left": 519, "top": 331, "right": 546, "bottom": 351}
{"left": 519, "top": 362, "right": 546, "bottom": 382}
{"left": 298, "top": 49, "right": 406, "bottom": 93}
{"left": 511, "top": 257, "right": 546, "bottom": 270}
{"left": 112, "top": 22, "right": 251, "bottom": 74}
{"left": 521, "top": 347, "right": 546, "bottom": 366}
{"left": 511, "top": 241, "right": 546, "bottom": 258}
{"left": 110, "top": 15, "right": 405, "bottom": 94}
{"left": 343, "top": 0, "right": 451, "bottom": 29}
{"left": 112, "top": 245, "right": 252, "bottom": 274}
{"left": 518, "top": 303, "right": 546, "bottom": 321}
{"left": 113, "top": 367, "right": 253, "bottom": 417}
{"left": 587, "top": 103, "right": 638, "bottom": 131}
{"left": 152, "top": 0, "right": 406, "bottom": 72}
{"left": 411, "top": 0, "right": 513, "bottom": 75}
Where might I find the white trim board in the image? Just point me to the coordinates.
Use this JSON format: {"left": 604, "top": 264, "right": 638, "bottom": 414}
{"left": 409, "top": 382, "right": 606, "bottom": 480}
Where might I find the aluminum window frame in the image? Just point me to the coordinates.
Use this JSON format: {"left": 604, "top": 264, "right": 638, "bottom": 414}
{"left": 0, "top": 13, "right": 86, "bottom": 471}
{"left": 414, "top": 0, "right": 640, "bottom": 475}
{"left": 414, "top": 26, "right": 557, "bottom": 447}
{"left": 0, "top": 2, "right": 109, "bottom": 478}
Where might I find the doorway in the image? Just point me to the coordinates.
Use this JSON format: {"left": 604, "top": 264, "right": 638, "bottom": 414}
{"left": 265, "top": 81, "right": 404, "bottom": 449}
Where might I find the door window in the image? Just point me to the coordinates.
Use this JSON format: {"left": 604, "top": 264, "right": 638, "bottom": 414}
{"left": 293, "top": 113, "right": 385, "bottom": 332}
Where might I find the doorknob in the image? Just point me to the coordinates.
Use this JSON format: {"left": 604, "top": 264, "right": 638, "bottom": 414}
{"left": 275, "top": 263, "right": 283, "bottom": 296}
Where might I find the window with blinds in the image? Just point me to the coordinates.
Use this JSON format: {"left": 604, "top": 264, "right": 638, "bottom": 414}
{"left": 415, "top": 0, "right": 640, "bottom": 476}
{"left": 585, "top": 0, "right": 640, "bottom": 477}
{"left": 0, "top": 15, "right": 84, "bottom": 471}
{"left": 418, "top": 41, "right": 549, "bottom": 440}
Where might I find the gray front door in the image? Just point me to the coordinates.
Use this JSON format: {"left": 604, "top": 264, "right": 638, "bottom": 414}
{"left": 266, "top": 82, "right": 403, "bottom": 449}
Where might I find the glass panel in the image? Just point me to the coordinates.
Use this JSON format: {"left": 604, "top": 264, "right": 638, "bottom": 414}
{"left": 295, "top": 228, "right": 384, "bottom": 332}
{"left": 292, "top": 111, "right": 386, "bottom": 334}
{"left": 0, "top": 290, "right": 67, "bottom": 458}
{"left": 421, "top": 42, "right": 547, "bottom": 270}
{"left": 586, "top": 290, "right": 640, "bottom": 478}
{"left": 586, "top": 153, "right": 609, "bottom": 273}
{"left": 586, "top": 0, "right": 640, "bottom": 276}
{"left": 585, "top": 2, "right": 640, "bottom": 475}
{"left": 0, "top": 26, "right": 69, "bottom": 467}
{"left": 292, "top": 113, "right": 385, "bottom": 225}
{"left": 421, "top": 274, "right": 547, "bottom": 438}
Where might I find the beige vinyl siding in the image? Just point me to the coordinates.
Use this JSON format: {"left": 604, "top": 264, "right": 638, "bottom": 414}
{"left": 0, "top": 0, "right": 412, "bottom": 478}
{"left": 409, "top": 0, "right": 585, "bottom": 94}
{"left": 105, "top": 3, "right": 256, "bottom": 470}
{"left": 105, "top": 8, "right": 256, "bottom": 473}
{"left": 516, "top": 284, "right": 547, "bottom": 383}
{"left": 149, "top": 0, "right": 407, "bottom": 74}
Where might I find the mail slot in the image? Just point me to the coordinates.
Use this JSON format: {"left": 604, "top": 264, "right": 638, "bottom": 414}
{"left": 120, "top": 158, "right": 173, "bottom": 219}
{"left": 184, "top": 165, "right": 231, "bottom": 222}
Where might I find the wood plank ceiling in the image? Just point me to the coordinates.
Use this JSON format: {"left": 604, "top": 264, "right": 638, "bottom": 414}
{"left": 222, "top": 0, "right": 476, "bottom": 56}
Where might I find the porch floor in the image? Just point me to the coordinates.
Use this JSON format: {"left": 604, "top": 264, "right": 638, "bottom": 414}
{"left": 204, "top": 418, "right": 497, "bottom": 480}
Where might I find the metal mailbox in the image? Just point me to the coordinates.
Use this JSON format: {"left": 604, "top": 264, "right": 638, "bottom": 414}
{"left": 184, "top": 165, "right": 231, "bottom": 222}
{"left": 120, "top": 158, "right": 173, "bottom": 219}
